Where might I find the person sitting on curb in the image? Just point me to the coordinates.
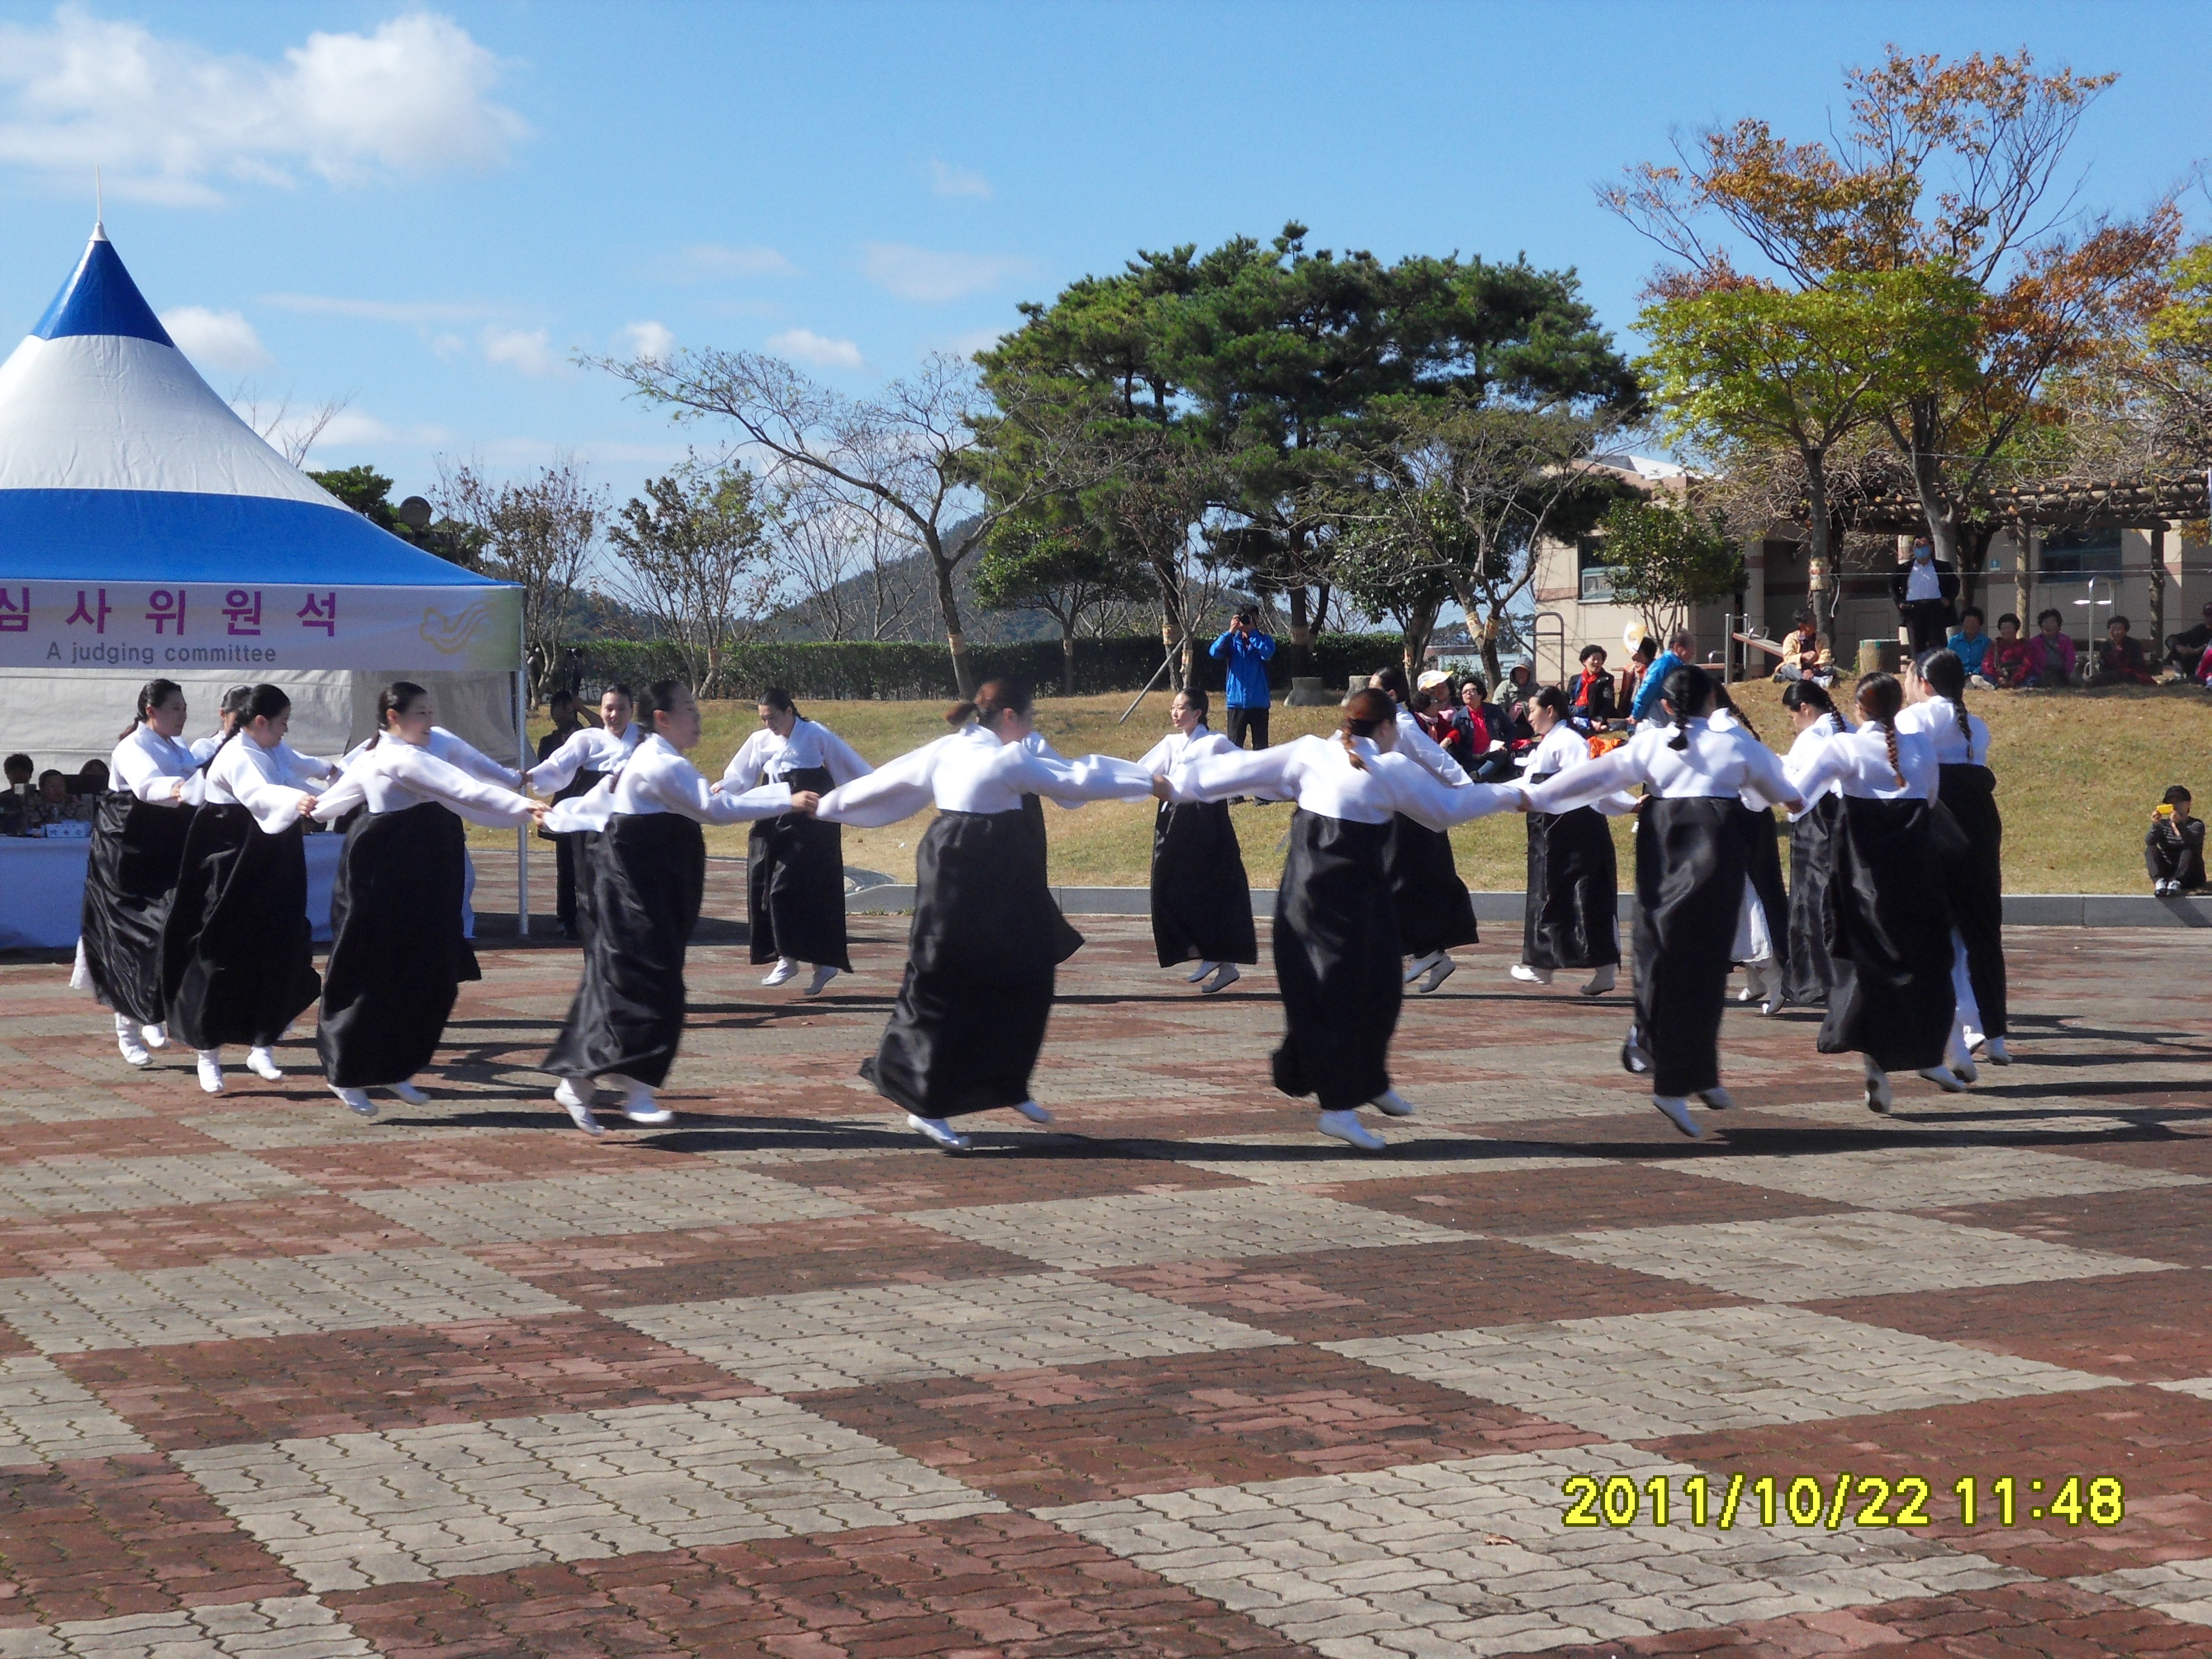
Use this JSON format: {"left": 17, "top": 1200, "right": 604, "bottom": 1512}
{"left": 2148, "top": 785, "right": 2206, "bottom": 897}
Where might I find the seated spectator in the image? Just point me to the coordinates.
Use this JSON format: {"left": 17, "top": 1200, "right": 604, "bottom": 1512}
{"left": 1617, "top": 637, "right": 1657, "bottom": 714}
{"left": 2166, "top": 602, "right": 2212, "bottom": 678}
{"left": 1438, "top": 677, "right": 1489, "bottom": 770}
{"left": 2022, "top": 609, "right": 2077, "bottom": 687}
{"left": 2148, "top": 786, "right": 2206, "bottom": 896}
{"left": 1986, "top": 613, "right": 2029, "bottom": 688}
{"left": 1946, "top": 608, "right": 1992, "bottom": 685}
{"left": 74, "top": 758, "right": 110, "bottom": 795}
{"left": 1501, "top": 663, "right": 1537, "bottom": 744}
{"left": 1771, "top": 615, "right": 1832, "bottom": 685}
{"left": 2, "top": 752, "right": 30, "bottom": 802}
{"left": 1569, "top": 645, "right": 1618, "bottom": 725}
{"left": 2089, "top": 615, "right": 2156, "bottom": 686}
{"left": 0, "top": 755, "right": 28, "bottom": 837}
{"left": 27, "top": 769, "right": 96, "bottom": 831}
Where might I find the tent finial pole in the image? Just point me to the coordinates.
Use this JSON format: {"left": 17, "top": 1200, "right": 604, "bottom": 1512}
{"left": 93, "top": 167, "right": 102, "bottom": 238}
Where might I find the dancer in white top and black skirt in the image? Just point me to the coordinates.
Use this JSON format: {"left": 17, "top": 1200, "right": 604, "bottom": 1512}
{"left": 722, "top": 688, "right": 871, "bottom": 996}
{"left": 187, "top": 684, "right": 252, "bottom": 765}
{"left": 1369, "top": 668, "right": 1478, "bottom": 994}
{"left": 814, "top": 677, "right": 1161, "bottom": 1151}
{"left": 1171, "top": 689, "right": 1524, "bottom": 1150}
{"left": 1785, "top": 672, "right": 1966, "bottom": 1111}
{"left": 1710, "top": 688, "right": 1791, "bottom": 1016}
{"left": 1513, "top": 686, "right": 1635, "bottom": 997}
{"left": 1523, "top": 666, "right": 1800, "bottom": 1139}
{"left": 78, "top": 680, "right": 199, "bottom": 1067}
{"left": 1902, "top": 648, "right": 2008, "bottom": 1068}
{"left": 526, "top": 684, "right": 645, "bottom": 943}
{"left": 1139, "top": 688, "right": 1257, "bottom": 995}
{"left": 158, "top": 685, "right": 337, "bottom": 1096}
{"left": 1777, "top": 680, "right": 1848, "bottom": 1008}
{"left": 541, "top": 680, "right": 805, "bottom": 1136}
{"left": 310, "top": 683, "right": 545, "bottom": 1117}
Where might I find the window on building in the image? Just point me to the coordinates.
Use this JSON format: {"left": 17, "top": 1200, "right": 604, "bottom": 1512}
{"left": 1577, "top": 534, "right": 1621, "bottom": 602}
{"left": 2039, "top": 526, "right": 2123, "bottom": 583}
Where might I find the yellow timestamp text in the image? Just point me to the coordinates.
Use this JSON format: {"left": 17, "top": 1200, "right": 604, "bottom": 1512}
{"left": 1560, "top": 1473, "right": 2124, "bottom": 1530}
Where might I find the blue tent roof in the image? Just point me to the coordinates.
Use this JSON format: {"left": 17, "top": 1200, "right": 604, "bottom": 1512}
{"left": 33, "top": 232, "right": 173, "bottom": 347}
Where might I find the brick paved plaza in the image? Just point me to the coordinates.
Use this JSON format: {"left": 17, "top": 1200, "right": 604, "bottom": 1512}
{"left": 2, "top": 893, "right": 2210, "bottom": 1658}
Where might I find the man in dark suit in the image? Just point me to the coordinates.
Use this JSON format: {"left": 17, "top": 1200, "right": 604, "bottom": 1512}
{"left": 1891, "top": 538, "right": 1960, "bottom": 655}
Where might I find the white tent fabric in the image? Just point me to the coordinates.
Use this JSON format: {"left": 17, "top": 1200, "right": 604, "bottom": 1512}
{"left": 0, "top": 224, "right": 525, "bottom": 772}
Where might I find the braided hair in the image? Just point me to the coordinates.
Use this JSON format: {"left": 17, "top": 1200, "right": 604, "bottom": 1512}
{"left": 1711, "top": 683, "right": 1760, "bottom": 743}
{"left": 1780, "top": 678, "right": 1845, "bottom": 734}
{"left": 1660, "top": 664, "right": 1717, "bottom": 751}
{"left": 945, "top": 676, "right": 1034, "bottom": 732}
{"left": 1338, "top": 688, "right": 1395, "bottom": 771}
{"left": 1857, "top": 672, "right": 1906, "bottom": 787}
{"left": 365, "top": 681, "right": 426, "bottom": 749}
{"left": 118, "top": 679, "right": 184, "bottom": 742}
{"left": 1914, "top": 649, "right": 1974, "bottom": 760}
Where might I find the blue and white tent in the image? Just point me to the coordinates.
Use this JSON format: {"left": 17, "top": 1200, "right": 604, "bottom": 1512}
{"left": 0, "top": 225, "right": 522, "bottom": 769}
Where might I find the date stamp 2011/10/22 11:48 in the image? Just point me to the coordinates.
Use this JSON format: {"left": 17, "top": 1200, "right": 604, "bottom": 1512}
{"left": 1561, "top": 1473, "right": 2125, "bottom": 1531}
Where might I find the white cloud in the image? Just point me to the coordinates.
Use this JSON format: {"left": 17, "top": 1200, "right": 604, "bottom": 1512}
{"left": 860, "top": 243, "right": 1028, "bottom": 304}
{"left": 262, "top": 292, "right": 494, "bottom": 324}
{"left": 766, "top": 327, "right": 863, "bottom": 371}
{"left": 618, "top": 320, "right": 675, "bottom": 363}
{"left": 0, "top": 8, "right": 527, "bottom": 205}
{"left": 480, "top": 326, "right": 559, "bottom": 375}
{"left": 310, "top": 409, "right": 449, "bottom": 448}
{"left": 160, "top": 305, "right": 271, "bottom": 371}
{"left": 430, "top": 332, "right": 467, "bottom": 358}
{"left": 672, "top": 243, "right": 798, "bottom": 281}
{"left": 928, "top": 158, "right": 991, "bottom": 199}
{"left": 940, "top": 326, "right": 1006, "bottom": 360}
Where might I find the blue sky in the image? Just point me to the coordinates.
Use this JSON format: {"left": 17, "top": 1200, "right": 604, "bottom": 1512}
{"left": 0, "top": 1, "right": 2204, "bottom": 510}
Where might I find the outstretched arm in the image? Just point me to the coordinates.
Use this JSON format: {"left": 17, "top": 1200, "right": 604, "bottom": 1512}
{"left": 1522, "top": 748, "right": 1645, "bottom": 814}
{"left": 814, "top": 740, "right": 943, "bottom": 827}
{"left": 1173, "top": 742, "right": 1298, "bottom": 804}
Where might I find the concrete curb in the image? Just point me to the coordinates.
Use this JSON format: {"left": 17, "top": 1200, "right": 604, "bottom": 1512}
{"left": 846, "top": 886, "right": 2212, "bottom": 928}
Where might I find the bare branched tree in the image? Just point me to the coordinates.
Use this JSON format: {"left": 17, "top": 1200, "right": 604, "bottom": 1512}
{"left": 433, "top": 453, "right": 606, "bottom": 694}
{"left": 771, "top": 481, "right": 928, "bottom": 642}
{"left": 232, "top": 383, "right": 355, "bottom": 468}
{"left": 606, "top": 457, "right": 777, "bottom": 695}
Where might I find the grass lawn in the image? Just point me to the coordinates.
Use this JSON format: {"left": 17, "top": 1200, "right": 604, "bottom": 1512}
{"left": 491, "top": 678, "right": 2212, "bottom": 894}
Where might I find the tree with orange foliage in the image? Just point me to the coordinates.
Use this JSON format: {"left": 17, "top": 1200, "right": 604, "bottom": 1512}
{"left": 1604, "top": 46, "right": 2180, "bottom": 578}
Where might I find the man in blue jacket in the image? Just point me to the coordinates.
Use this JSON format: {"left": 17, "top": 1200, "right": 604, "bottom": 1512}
{"left": 1209, "top": 606, "right": 1276, "bottom": 748}
{"left": 1628, "top": 626, "right": 1694, "bottom": 725}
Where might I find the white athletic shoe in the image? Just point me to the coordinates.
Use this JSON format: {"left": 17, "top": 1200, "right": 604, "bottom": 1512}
{"left": 1652, "top": 1096, "right": 1704, "bottom": 1138}
{"left": 1403, "top": 951, "right": 1441, "bottom": 984}
{"left": 196, "top": 1051, "right": 225, "bottom": 1095}
{"left": 553, "top": 1078, "right": 603, "bottom": 1136}
{"left": 907, "top": 1113, "right": 971, "bottom": 1151}
{"left": 245, "top": 1047, "right": 283, "bottom": 1081}
{"left": 389, "top": 1080, "right": 429, "bottom": 1105}
{"left": 1185, "top": 960, "right": 1218, "bottom": 984}
{"left": 1581, "top": 964, "right": 1618, "bottom": 997}
{"left": 1863, "top": 1058, "right": 1894, "bottom": 1114}
{"left": 1510, "top": 964, "right": 1553, "bottom": 985}
{"left": 615, "top": 1076, "right": 671, "bottom": 1125}
{"left": 803, "top": 964, "right": 839, "bottom": 996}
{"left": 1200, "top": 962, "right": 1241, "bottom": 995}
{"left": 762, "top": 958, "right": 799, "bottom": 987}
{"left": 141, "top": 1024, "right": 168, "bottom": 1050}
{"left": 1916, "top": 1065, "right": 1969, "bottom": 1093}
{"left": 1370, "top": 1088, "right": 1417, "bottom": 1118}
{"left": 1416, "top": 954, "right": 1456, "bottom": 994}
{"left": 1976, "top": 1034, "right": 2011, "bottom": 1065}
{"left": 1010, "top": 1099, "right": 1054, "bottom": 1124}
{"left": 1317, "top": 1110, "right": 1386, "bottom": 1150}
{"left": 1697, "top": 1087, "right": 1734, "bottom": 1111}
{"left": 330, "top": 1085, "right": 377, "bottom": 1117}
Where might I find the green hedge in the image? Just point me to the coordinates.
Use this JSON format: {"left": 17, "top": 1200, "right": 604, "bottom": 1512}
{"left": 549, "top": 632, "right": 1410, "bottom": 703}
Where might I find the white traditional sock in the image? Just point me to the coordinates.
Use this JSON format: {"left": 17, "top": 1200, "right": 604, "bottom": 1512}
{"left": 1370, "top": 1088, "right": 1416, "bottom": 1118}
{"left": 1652, "top": 1096, "right": 1704, "bottom": 1138}
{"left": 1581, "top": 964, "right": 1617, "bottom": 996}
{"left": 1417, "top": 954, "right": 1456, "bottom": 994}
{"left": 804, "top": 964, "right": 839, "bottom": 996}
{"left": 762, "top": 958, "right": 799, "bottom": 987}
{"left": 1863, "top": 1057, "right": 1894, "bottom": 1114}
{"left": 907, "top": 1113, "right": 971, "bottom": 1150}
{"left": 615, "top": 1075, "right": 671, "bottom": 1125}
{"left": 1915, "top": 1065, "right": 1968, "bottom": 1093}
{"left": 552, "top": 1078, "right": 603, "bottom": 1135}
{"left": 141, "top": 1024, "right": 167, "bottom": 1049}
{"left": 245, "top": 1047, "right": 283, "bottom": 1081}
{"left": 1201, "top": 962, "right": 1241, "bottom": 995}
{"left": 1317, "top": 1110, "right": 1386, "bottom": 1150}
{"left": 113, "top": 1012, "right": 135, "bottom": 1039}
{"left": 116, "top": 1027, "right": 149, "bottom": 1067}
{"left": 1697, "top": 1087, "right": 1734, "bottom": 1110}
{"left": 330, "top": 1085, "right": 377, "bottom": 1117}
{"left": 389, "top": 1080, "right": 429, "bottom": 1105}
{"left": 1402, "top": 951, "right": 1439, "bottom": 984}
{"left": 1979, "top": 1035, "right": 2011, "bottom": 1064}
{"left": 196, "top": 1050, "right": 225, "bottom": 1095}
{"left": 1010, "top": 1099, "right": 1053, "bottom": 1124}
{"left": 1185, "top": 960, "right": 1216, "bottom": 984}
{"left": 1510, "top": 964, "right": 1553, "bottom": 985}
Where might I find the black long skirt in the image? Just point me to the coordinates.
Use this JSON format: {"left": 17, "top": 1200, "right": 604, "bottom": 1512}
{"left": 1936, "top": 764, "right": 2007, "bottom": 1039}
{"left": 1818, "top": 796, "right": 1956, "bottom": 1073}
{"left": 747, "top": 765, "right": 851, "bottom": 970}
{"left": 1523, "top": 798, "right": 1619, "bottom": 971}
{"left": 1385, "top": 816, "right": 1477, "bottom": 956}
{"left": 1781, "top": 796, "right": 1840, "bottom": 1006}
{"left": 1272, "top": 811, "right": 1401, "bottom": 1111}
{"left": 159, "top": 805, "right": 320, "bottom": 1051}
{"left": 1737, "top": 805, "right": 1791, "bottom": 979}
{"left": 1632, "top": 797, "right": 1745, "bottom": 1099}
{"left": 317, "top": 803, "right": 479, "bottom": 1088}
{"left": 543, "top": 813, "right": 706, "bottom": 1088}
{"left": 1150, "top": 799, "right": 1258, "bottom": 967}
{"left": 81, "top": 793, "right": 195, "bottom": 1026}
{"left": 862, "top": 806, "right": 1079, "bottom": 1118}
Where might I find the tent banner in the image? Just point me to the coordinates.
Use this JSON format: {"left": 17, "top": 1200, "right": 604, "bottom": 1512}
{"left": 0, "top": 580, "right": 521, "bottom": 672}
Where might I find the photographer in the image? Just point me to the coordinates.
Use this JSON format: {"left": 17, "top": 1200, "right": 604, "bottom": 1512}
{"left": 1208, "top": 606, "right": 1277, "bottom": 749}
